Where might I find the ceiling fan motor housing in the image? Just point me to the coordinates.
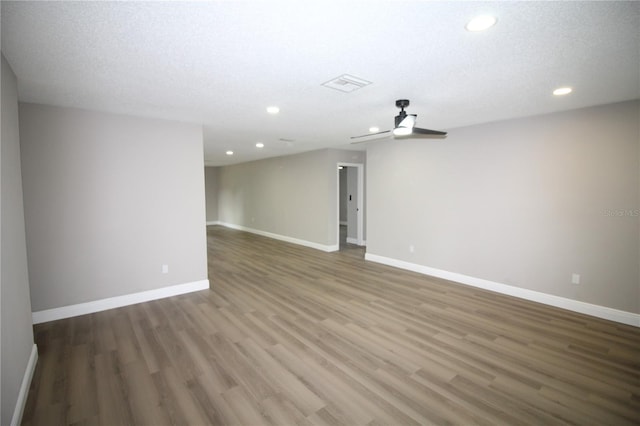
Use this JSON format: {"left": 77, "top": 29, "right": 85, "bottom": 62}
{"left": 395, "top": 99, "right": 410, "bottom": 109}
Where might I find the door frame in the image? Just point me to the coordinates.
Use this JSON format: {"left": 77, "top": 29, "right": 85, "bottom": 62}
{"left": 336, "top": 162, "right": 364, "bottom": 246}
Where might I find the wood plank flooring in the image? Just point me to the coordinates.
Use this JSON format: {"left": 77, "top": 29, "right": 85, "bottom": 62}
{"left": 22, "top": 225, "right": 640, "bottom": 425}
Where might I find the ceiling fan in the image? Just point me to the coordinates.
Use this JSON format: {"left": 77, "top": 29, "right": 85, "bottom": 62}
{"left": 351, "top": 99, "right": 447, "bottom": 143}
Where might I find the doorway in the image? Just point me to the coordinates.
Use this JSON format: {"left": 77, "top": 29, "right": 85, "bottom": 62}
{"left": 337, "top": 162, "right": 364, "bottom": 248}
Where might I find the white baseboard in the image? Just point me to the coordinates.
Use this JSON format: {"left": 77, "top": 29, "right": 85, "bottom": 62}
{"left": 206, "top": 220, "right": 221, "bottom": 226}
{"left": 346, "top": 237, "right": 366, "bottom": 246}
{"left": 32, "top": 279, "right": 210, "bottom": 324}
{"left": 365, "top": 253, "right": 640, "bottom": 328}
{"left": 11, "top": 344, "right": 38, "bottom": 426}
{"left": 218, "top": 222, "right": 339, "bottom": 252}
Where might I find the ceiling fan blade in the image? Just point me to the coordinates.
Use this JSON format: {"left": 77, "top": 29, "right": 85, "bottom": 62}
{"left": 412, "top": 127, "right": 447, "bottom": 136}
{"left": 350, "top": 130, "right": 391, "bottom": 139}
{"left": 350, "top": 131, "right": 392, "bottom": 144}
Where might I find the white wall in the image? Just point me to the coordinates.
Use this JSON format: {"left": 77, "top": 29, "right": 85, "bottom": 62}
{"left": 367, "top": 101, "right": 640, "bottom": 314}
{"left": 19, "top": 103, "right": 208, "bottom": 312}
{"left": 204, "top": 166, "right": 219, "bottom": 223}
{"left": 1, "top": 54, "right": 35, "bottom": 426}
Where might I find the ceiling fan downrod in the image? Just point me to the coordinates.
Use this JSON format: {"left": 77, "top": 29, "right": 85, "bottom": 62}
{"left": 395, "top": 99, "right": 410, "bottom": 127}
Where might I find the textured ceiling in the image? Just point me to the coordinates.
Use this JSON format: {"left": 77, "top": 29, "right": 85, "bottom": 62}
{"left": 2, "top": 1, "right": 639, "bottom": 166}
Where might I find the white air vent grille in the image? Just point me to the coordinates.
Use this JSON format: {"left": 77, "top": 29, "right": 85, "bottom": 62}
{"left": 321, "top": 74, "right": 371, "bottom": 93}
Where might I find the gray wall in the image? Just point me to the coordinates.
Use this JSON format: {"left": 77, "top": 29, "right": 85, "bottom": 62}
{"left": 1, "top": 54, "right": 34, "bottom": 426}
{"left": 204, "top": 166, "right": 219, "bottom": 223}
{"left": 367, "top": 101, "right": 640, "bottom": 314}
{"left": 218, "top": 148, "right": 364, "bottom": 247}
{"left": 19, "top": 103, "right": 208, "bottom": 312}
{"left": 218, "top": 149, "right": 331, "bottom": 245}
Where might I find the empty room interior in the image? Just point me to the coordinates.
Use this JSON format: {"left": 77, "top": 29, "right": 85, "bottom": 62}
{"left": 1, "top": 1, "right": 639, "bottom": 425}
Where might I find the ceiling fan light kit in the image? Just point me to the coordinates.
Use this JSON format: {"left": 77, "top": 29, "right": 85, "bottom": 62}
{"left": 393, "top": 127, "right": 413, "bottom": 136}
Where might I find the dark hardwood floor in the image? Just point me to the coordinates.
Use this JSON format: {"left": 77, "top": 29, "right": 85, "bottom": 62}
{"left": 22, "top": 225, "right": 640, "bottom": 425}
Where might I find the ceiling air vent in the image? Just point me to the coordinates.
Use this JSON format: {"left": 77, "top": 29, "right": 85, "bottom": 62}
{"left": 321, "top": 74, "right": 371, "bottom": 93}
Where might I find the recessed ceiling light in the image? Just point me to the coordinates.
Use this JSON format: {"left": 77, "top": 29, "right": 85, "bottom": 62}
{"left": 256, "top": 142, "right": 264, "bottom": 148}
{"left": 466, "top": 15, "right": 497, "bottom": 32}
{"left": 369, "top": 127, "right": 380, "bottom": 133}
{"left": 553, "top": 87, "right": 573, "bottom": 96}
{"left": 226, "top": 150, "right": 234, "bottom": 155}
{"left": 266, "top": 106, "right": 280, "bottom": 114}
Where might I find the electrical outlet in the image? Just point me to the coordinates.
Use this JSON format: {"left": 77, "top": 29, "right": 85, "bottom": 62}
{"left": 409, "top": 245, "right": 415, "bottom": 253}
{"left": 571, "top": 273, "right": 580, "bottom": 284}
{"left": 162, "top": 264, "right": 169, "bottom": 274}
